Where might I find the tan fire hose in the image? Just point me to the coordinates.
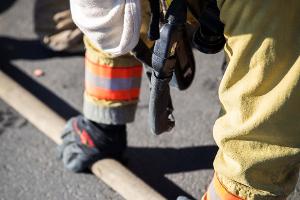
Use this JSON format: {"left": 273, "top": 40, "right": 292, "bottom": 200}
{"left": 0, "top": 70, "right": 166, "bottom": 200}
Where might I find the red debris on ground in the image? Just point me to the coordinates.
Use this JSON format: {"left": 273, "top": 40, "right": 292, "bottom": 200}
{"left": 33, "top": 69, "right": 45, "bottom": 77}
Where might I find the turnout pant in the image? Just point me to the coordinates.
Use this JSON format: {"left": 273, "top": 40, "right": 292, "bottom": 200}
{"left": 82, "top": 0, "right": 152, "bottom": 125}
{"left": 83, "top": 37, "right": 143, "bottom": 124}
{"left": 205, "top": 0, "right": 300, "bottom": 199}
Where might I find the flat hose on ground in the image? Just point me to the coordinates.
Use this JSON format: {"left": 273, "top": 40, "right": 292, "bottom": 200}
{"left": 0, "top": 70, "right": 166, "bottom": 200}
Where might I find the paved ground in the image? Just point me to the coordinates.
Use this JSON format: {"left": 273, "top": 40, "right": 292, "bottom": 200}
{"left": 0, "top": 0, "right": 299, "bottom": 200}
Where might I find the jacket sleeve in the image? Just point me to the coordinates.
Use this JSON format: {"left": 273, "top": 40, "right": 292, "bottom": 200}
{"left": 70, "top": 0, "right": 141, "bottom": 57}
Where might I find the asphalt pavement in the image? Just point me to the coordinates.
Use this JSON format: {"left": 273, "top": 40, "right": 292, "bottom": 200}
{"left": 0, "top": 0, "right": 299, "bottom": 199}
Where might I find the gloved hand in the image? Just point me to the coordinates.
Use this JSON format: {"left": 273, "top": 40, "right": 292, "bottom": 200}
{"left": 34, "top": 0, "right": 84, "bottom": 53}
{"left": 41, "top": 10, "right": 83, "bottom": 52}
{"left": 70, "top": 0, "right": 141, "bottom": 57}
{"left": 58, "top": 116, "right": 127, "bottom": 172}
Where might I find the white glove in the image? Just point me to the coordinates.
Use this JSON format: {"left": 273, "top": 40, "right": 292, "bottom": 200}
{"left": 70, "top": 0, "right": 141, "bottom": 57}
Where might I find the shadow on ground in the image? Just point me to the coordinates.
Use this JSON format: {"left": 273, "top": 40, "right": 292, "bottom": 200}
{"left": 0, "top": 0, "right": 17, "bottom": 14}
{"left": 0, "top": 37, "right": 82, "bottom": 61}
{"left": 127, "top": 146, "right": 217, "bottom": 199}
{"left": 0, "top": 36, "right": 218, "bottom": 199}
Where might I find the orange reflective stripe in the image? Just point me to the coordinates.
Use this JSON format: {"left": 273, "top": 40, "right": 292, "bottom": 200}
{"left": 85, "top": 56, "right": 142, "bottom": 79}
{"left": 85, "top": 81, "right": 140, "bottom": 101}
{"left": 213, "top": 174, "right": 243, "bottom": 200}
{"left": 202, "top": 192, "right": 208, "bottom": 200}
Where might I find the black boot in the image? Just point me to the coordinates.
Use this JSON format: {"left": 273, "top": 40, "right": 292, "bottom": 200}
{"left": 58, "top": 115, "right": 127, "bottom": 172}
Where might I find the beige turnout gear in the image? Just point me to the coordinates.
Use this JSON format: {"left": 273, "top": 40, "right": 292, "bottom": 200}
{"left": 208, "top": 0, "right": 300, "bottom": 199}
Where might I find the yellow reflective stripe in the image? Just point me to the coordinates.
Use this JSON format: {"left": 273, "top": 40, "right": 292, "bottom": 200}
{"left": 84, "top": 92, "right": 138, "bottom": 107}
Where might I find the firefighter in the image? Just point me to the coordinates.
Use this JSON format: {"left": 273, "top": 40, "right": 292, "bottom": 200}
{"left": 58, "top": 0, "right": 300, "bottom": 199}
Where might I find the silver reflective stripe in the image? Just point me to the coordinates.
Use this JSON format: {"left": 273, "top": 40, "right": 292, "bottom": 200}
{"left": 207, "top": 180, "right": 222, "bottom": 200}
{"left": 85, "top": 68, "right": 141, "bottom": 90}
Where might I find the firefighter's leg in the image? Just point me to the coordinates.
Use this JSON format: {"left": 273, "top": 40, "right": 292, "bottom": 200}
{"left": 83, "top": 37, "right": 143, "bottom": 125}
{"left": 58, "top": 1, "right": 151, "bottom": 172}
{"left": 58, "top": 37, "right": 143, "bottom": 172}
{"left": 204, "top": 0, "right": 300, "bottom": 199}
{"left": 83, "top": 0, "right": 151, "bottom": 123}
